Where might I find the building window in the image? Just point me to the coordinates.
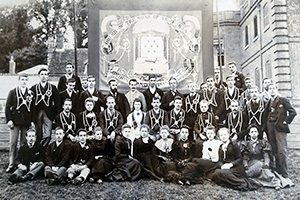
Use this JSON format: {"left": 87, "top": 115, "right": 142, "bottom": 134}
{"left": 213, "top": 40, "right": 225, "bottom": 67}
{"left": 265, "top": 60, "right": 272, "bottom": 78}
{"left": 244, "top": 25, "right": 249, "bottom": 47}
{"left": 263, "top": 3, "right": 270, "bottom": 29}
{"left": 253, "top": 16, "right": 258, "bottom": 38}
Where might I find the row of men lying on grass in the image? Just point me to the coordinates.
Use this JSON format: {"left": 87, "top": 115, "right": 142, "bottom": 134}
{"left": 8, "top": 122, "right": 293, "bottom": 191}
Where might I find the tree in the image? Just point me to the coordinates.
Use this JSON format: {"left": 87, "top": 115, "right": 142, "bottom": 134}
{"left": 0, "top": 6, "right": 36, "bottom": 72}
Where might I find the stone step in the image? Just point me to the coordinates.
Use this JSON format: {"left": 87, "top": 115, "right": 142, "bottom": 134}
{"left": 0, "top": 133, "right": 9, "bottom": 140}
{"left": 287, "top": 133, "right": 300, "bottom": 142}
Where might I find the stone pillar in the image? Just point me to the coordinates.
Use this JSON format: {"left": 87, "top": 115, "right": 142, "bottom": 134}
{"left": 9, "top": 56, "right": 16, "bottom": 74}
{"left": 270, "top": 0, "right": 292, "bottom": 98}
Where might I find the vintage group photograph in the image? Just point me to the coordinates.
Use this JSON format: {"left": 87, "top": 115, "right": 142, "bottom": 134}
{"left": 0, "top": 0, "right": 299, "bottom": 199}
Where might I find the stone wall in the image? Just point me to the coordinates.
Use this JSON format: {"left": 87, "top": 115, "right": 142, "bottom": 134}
{"left": 287, "top": 0, "right": 300, "bottom": 106}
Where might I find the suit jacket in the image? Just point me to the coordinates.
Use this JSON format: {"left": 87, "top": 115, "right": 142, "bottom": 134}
{"left": 183, "top": 93, "right": 201, "bottom": 128}
{"left": 200, "top": 88, "right": 225, "bottom": 121}
{"left": 244, "top": 99, "right": 268, "bottom": 133}
{"left": 15, "top": 142, "right": 45, "bottom": 167}
{"left": 225, "top": 111, "right": 248, "bottom": 140}
{"left": 106, "top": 91, "right": 130, "bottom": 121}
{"left": 267, "top": 96, "right": 297, "bottom": 133}
{"left": 55, "top": 111, "right": 77, "bottom": 137}
{"left": 69, "top": 142, "right": 94, "bottom": 167}
{"left": 57, "top": 74, "right": 82, "bottom": 93}
{"left": 99, "top": 109, "right": 123, "bottom": 136}
{"left": 79, "top": 89, "right": 105, "bottom": 114}
{"left": 59, "top": 90, "right": 79, "bottom": 114}
{"left": 233, "top": 71, "right": 246, "bottom": 91}
{"left": 145, "top": 109, "right": 169, "bottom": 135}
{"left": 161, "top": 90, "right": 184, "bottom": 112}
{"left": 143, "top": 87, "right": 164, "bottom": 111}
{"left": 77, "top": 111, "right": 99, "bottom": 135}
{"left": 5, "top": 87, "right": 34, "bottom": 126}
{"left": 45, "top": 140, "right": 71, "bottom": 167}
{"left": 30, "top": 82, "right": 61, "bottom": 121}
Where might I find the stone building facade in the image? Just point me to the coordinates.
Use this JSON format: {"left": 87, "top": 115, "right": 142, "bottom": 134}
{"left": 214, "top": 0, "right": 300, "bottom": 106}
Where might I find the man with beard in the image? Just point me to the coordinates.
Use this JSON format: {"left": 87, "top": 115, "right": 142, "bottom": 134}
{"left": 79, "top": 75, "right": 105, "bottom": 114}
{"left": 161, "top": 77, "right": 184, "bottom": 112}
{"left": 55, "top": 98, "right": 77, "bottom": 143}
{"left": 30, "top": 68, "right": 61, "bottom": 146}
{"left": 214, "top": 67, "right": 227, "bottom": 90}
{"left": 228, "top": 62, "right": 246, "bottom": 91}
{"left": 57, "top": 63, "right": 82, "bottom": 93}
{"left": 125, "top": 78, "right": 147, "bottom": 112}
{"left": 143, "top": 74, "right": 164, "bottom": 111}
{"left": 107, "top": 78, "right": 130, "bottom": 122}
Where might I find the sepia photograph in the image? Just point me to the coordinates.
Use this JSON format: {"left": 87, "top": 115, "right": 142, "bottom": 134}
{"left": 0, "top": 0, "right": 299, "bottom": 199}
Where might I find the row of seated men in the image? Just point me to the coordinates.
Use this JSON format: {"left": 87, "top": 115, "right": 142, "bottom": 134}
{"left": 7, "top": 123, "right": 293, "bottom": 190}
{"left": 5, "top": 63, "right": 297, "bottom": 188}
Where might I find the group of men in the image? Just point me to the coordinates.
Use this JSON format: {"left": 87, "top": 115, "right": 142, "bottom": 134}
{"left": 5, "top": 61, "right": 297, "bottom": 186}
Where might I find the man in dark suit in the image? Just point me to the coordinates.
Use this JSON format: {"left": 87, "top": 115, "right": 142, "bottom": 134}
{"left": 5, "top": 73, "right": 34, "bottom": 173}
{"left": 214, "top": 67, "right": 227, "bottom": 90}
{"left": 143, "top": 74, "right": 164, "bottom": 111}
{"left": 59, "top": 78, "right": 79, "bottom": 114}
{"left": 161, "top": 77, "right": 184, "bottom": 112}
{"left": 244, "top": 86, "right": 268, "bottom": 139}
{"left": 79, "top": 75, "right": 105, "bottom": 114}
{"left": 145, "top": 96, "right": 169, "bottom": 140}
{"left": 44, "top": 127, "right": 71, "bottom": 185}
{"left": 57, "top": 62, "right": 82, "bottom": 93}
{"left": 228, "top": 62, "right": 246, "bottom": 91}
{"left": 7, "top": 128, "right": 45, "bottom": 184}
{"left": 99, "top": 96, "right": 123, "bottom": 142}
{"left": 31, "top": 68, "right": 61, "bottom": 146}
{"left": 55, "top": 98, "right": 77, "bottom": 142}
{"left": 201, "top": 75, "right": 225, "bottom": 124}
{"left": 106, "top": 78, "right": 130, "bottom": 121}
{"left": 67, "top": 129, "right": 94, "bottom": 185}
{"left": 184, "top": 80, "right": 201, "bottom": 130}
{"left": 266, "top": 83, "right": 297, "bottom": 181}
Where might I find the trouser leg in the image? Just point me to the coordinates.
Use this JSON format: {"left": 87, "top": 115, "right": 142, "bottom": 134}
{"left": 42, "top": 111, "right": 52, "bottom": 147}
{"left": 78, "top": 167, "right": 90, "bottom": 181}
{"left": 9, "top": 126, "right": 20, "bottom": 168}
{"left": 28, "top": 162, "right": 45, "bottom": 178}
{"left": 35, "top": 111, "right": 44, "bottom": 144}
{"left": 56, "top": 167, "right": 67, "bottom": 180}
{"left": 275, "top": 131, "right": 288, "bottom": 178}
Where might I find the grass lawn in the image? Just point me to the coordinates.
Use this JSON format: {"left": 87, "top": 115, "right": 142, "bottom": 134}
{"left": 0, "top": 150, "right": 299, "bottom": 200}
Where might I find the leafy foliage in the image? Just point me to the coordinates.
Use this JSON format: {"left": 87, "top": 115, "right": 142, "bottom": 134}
{"left": 0, "top": 0, "right": 88, "bottom": 73}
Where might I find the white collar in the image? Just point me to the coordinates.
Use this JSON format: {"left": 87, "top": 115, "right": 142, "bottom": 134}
{"left": 149, "top": 86, "right": 156, "bottom": 94}
{"left": 87, "top": 88, "right": 95, "bottom": 95}
{"left": 40, "top": 82, "right": 47, "bottom": 88}
{"left": 56, "top": 140, "right": 63, "bottom": 147}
